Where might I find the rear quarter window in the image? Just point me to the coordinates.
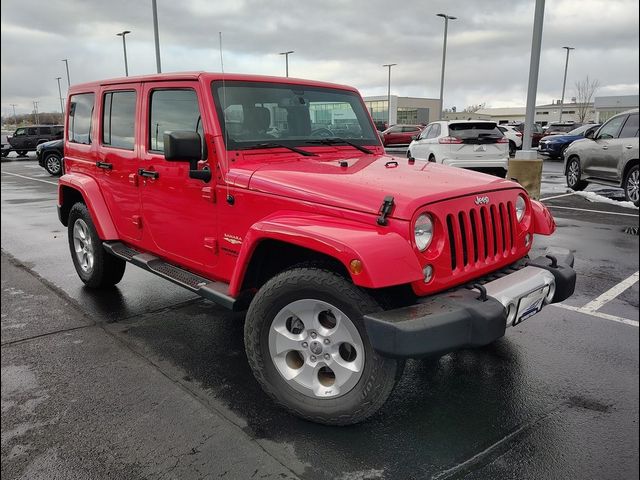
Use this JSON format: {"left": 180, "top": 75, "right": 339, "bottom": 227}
{"left": 69, "top": 93, "right": 95, "bottom": 145}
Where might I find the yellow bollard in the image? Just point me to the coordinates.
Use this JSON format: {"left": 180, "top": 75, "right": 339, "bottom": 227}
{"left": 507, "top": 151, "right": 543, "bottom": 200}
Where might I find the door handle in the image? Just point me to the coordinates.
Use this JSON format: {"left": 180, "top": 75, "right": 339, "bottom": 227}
{"left": 602, "top": 146, "right": 608, "bottom": 150}
{"left": 96, "top": 161, "right": 113, "bottom": 170}
{"left": 625, "top": 145, "right": 633, "bottom": 149}
{"left": 138, "top": 168, "right": 159, "bottom": 179}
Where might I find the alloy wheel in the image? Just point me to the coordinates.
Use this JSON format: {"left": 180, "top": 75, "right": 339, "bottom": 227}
{"left": 73, "top": 218, "right": 94, "bottom": 273}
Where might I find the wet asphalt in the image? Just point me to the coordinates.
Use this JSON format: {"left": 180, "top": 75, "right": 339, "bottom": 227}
{"left": 1, "top": 154, "right": 638, "bottom": 480}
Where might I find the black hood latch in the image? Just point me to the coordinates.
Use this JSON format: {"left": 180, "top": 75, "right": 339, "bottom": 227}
{"left": 376, "top": 196, "right": 395, "bottom": 226}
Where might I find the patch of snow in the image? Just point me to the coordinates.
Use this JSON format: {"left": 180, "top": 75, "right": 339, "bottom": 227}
{"left": 574, "top": 191, "right": 639, "bottom": 210}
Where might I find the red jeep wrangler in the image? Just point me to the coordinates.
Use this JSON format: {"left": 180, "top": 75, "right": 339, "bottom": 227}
{"left": 58, "top": 73, "right": 576, "bottom": 425}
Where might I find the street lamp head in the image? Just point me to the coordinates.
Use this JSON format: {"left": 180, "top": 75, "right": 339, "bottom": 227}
{"left": 562, "top": 46, "right": 575, "bottom": 51}
{"left": 279, "top": 50, "right": 294, "bottom": 55}
{"left": 383, "top": 63, "right": 397, "bottom": 68}
{"left": 436, "top": 13, "right": 457, "bottom": 20}
{"left": 117, "top": 30, "right": 131, "bottom": 37}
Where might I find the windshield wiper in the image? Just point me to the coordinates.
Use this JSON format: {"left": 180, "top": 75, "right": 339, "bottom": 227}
{"left": 305, "top": 137, "right": 374, "bottom": 154}
{"left": 236, "top": 142, "right": 317, "bottom": 156}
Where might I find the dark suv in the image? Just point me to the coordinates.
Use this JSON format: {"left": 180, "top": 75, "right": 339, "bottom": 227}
{"left": 6, "top": 125, "right": 64, "bottom": 156}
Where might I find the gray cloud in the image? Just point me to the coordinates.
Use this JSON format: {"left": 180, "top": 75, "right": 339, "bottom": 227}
{"left": 1, "top": 0, "right": 638, "bottom": 115}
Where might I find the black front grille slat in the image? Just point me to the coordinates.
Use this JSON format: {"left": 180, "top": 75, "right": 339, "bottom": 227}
{"left": 447, "top": 215, "right": 457, "bottom": 270}
{"left": 458, "top": 212, "right": 469, "bottom": 266}
{"left": 470, "top": 210, "right": 479, "bottom": 263}
{"left": 490, "top": 206, "right": 498, "bottom": 255}
{"left": 480, "top": 207, "right": 489, "bottom": 259}
{"left": 507, "top": 202, "right": 516, "bottom": 250}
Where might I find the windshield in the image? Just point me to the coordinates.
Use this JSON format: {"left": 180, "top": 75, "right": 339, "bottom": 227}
{"left": 211, "top": 81, "right": 378, "bottom": 149}
{"left": 548, "top": 124, "right": 576, "bottom": 133}
{"left": 568, "top": 124, "right": 593, "bottom": 135}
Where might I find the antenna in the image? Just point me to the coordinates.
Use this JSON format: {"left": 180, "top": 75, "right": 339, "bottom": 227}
{"left": 219, "top": 32, "right": 232, "bottom": 204}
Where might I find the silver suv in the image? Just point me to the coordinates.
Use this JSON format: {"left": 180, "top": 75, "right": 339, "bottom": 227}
{"left": 564, "top": 109, "right": 639, "bottom": 206}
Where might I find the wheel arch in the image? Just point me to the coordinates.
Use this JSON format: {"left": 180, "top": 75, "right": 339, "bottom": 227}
{"left": 58, "top": 175, "right": 118, "bottom": 239}
{"left": 621, "top": 159, "right": 639, "bottom": 187}
{"left": 228, "top": 214, "right": 424, "bottom": 297}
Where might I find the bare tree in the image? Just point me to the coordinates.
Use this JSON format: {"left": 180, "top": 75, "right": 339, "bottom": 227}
{"left": 574, "top": 76, "right": 600, "bottom": 123}
{"left": 464, "top": 103, "right": 486, "bottom": 113}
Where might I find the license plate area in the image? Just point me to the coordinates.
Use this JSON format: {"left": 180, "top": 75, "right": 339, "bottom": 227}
{"left": 513, "top": 286, "right": 548, "bottom": 326}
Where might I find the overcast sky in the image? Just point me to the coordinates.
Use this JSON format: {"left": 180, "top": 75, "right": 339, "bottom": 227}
{"left": 1, "top": 0, "right": 638, "bottom": 116}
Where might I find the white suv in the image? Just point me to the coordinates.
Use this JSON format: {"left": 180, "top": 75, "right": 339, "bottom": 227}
{"left": 498, "top": 124, "right": 523, "bottom": 156}
{"left": 408, "top": 120, "right": 509, "bottom": 176}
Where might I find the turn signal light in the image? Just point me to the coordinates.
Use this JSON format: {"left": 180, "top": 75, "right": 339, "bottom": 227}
{"left": 349, "top": 259, "right": 363, "bottom": 275}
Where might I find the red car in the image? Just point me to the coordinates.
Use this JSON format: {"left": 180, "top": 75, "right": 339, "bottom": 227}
{"left": 381, "top": 124, "right": 424, "bottom": 146}
{"left": 58, "top": 72, "right": 576, "bottom": 425}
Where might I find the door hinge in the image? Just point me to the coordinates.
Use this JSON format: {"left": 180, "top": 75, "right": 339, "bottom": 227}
{"left": 132, "top": 215, "right": 143, "bottom": 228}
{"left": 201, "top": 186, "right": 216, "bottom": 203}
{"left": 204, "top": 237, "right": 218, "bottom": 253}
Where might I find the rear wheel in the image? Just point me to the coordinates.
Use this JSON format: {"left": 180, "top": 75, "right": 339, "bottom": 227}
{"left": 44, "top": 152, "right": 63, "bottom": 176}
{"left": 68, "top": 203, "right": 126, "bottom": 288}
{"left": 566, "top": 157, "right": 588, "bottom": 191}
{"left": 16, "top": 150, "right": 28, "bottom": 157}
{"left": 509, "top": 141, "right": 516, "bottom": 157}
{"left": 428, "top": 154, "right": 436, "bottom": 163}
{"left": 623, "top": 165, "right": 639, "bottom": 207}
{"left": 244, "top": 267, "right": 404, "bottom": 425}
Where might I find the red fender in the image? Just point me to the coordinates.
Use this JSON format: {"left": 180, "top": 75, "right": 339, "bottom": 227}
{"left": 228, "top": 212, "right": 423, "bottom": 296}
{"left": 58, "top": 174, "right": 118, "bottom": 239}
{"left": 531, "top": 199, "right": 556, "bottom": 235}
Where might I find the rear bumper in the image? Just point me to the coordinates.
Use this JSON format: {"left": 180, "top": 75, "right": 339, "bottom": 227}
{"left": 442, "top": 158, "right": 509, "bottom": 169}
{"left": 363, "top": 248, "right": 576, "bottom": 358}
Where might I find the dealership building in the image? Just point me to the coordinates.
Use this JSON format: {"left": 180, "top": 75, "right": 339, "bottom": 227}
{"left": 363, "top": 95, "right": 440, "bottom": 126}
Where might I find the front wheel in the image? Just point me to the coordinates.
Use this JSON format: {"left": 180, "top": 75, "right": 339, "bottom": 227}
{"left": 44, "top": 152, "right": 63, "bottom": 176}
{"left": 16, "top": 150, "right": 28, "bottom": 157}
{"left": 509, "top": 141, "right": 516, "bottom": 157}
{"left": 68, "top": 203, "right": 126, "bottom": 288}
{"left": 566, "top": 157, "right": 588, "bottom": 191}
{"left": 623, "top": 165, "right": 639, "bottom": 207}
{"left": 244, "top": 267, "right": 404, "bottom": 425}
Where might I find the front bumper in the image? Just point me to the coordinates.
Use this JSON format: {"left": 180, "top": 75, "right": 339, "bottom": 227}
{"left": 363, "top": 248, "right": 576, "bottom": 358}
{"left": 538, "top": 142, "right": 562, "bottom": 156}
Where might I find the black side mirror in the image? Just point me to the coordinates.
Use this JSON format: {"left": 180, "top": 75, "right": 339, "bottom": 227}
{"left": 585, "top": 130, "right": 596, "bottom": 139}
{"left": 411, "top": 135, "right": 418, "bottom": 141}
{"left": 163, "top": 131, "right": 211, "bottom": 182}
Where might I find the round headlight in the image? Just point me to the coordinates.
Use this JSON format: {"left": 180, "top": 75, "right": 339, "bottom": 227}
{"left": 516, "top": 195, "right": 527, "bottom": 222}
{"left": 414, "top": 214, "right": 433, "bottom": 251}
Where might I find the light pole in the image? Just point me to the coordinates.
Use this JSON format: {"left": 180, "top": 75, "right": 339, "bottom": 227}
{"left": 383, "top": 63, "right": 397, "bottom": 127}
{"left": 152, "top": 0, "right": 162, "bottom": 73}
{"left": 116, "top": 30, "right": 131, "bottom": 76}
{"left": 436, "top": 13, "right": 456, "bottom": 120}
{"left": 61, "top": 59, "right": 70, "bottom": 88}
{"left": 10, "top": 104, "right": 17, "bottom": 126}
{"left": 33, "top": 101, "right": 40, "bottom": 125}
{"left": 56, "top": 77, "right": 64, "bottom": 115}
{"left": 279, "top": 51, "right": 294, "bottom": 77}
{"left": 558, "top": 46, "right": 575, "bottom": 123}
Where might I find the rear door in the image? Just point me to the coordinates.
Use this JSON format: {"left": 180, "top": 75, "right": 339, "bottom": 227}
{"left": 446, "top": 122, "right": 507, "bottom": 161}
{"left": 138, "top": 81, "right": 218, "bottom": 272}
{"left": 96, "top": 86, "right": 142, "bottom": 242}
{"left": 616, "top": 113, "right": 639, "bottom": 182}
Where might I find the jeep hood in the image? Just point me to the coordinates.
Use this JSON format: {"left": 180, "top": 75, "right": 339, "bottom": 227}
{"left": 228, "top": 154, "right": 521, "bottom": 220}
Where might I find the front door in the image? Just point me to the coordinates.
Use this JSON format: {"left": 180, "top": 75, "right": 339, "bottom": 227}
{"left": 138, "top": 82, "right": 218, "bottom": 273}
{"left": 584, "top": 114, "right": 628, "bottom": 180}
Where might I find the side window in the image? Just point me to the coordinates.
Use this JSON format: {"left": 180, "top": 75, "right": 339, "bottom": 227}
{"left": 389, "top": 126, "right": 402, "bottom": 133}
{"left": 27, "top": 127, "right": 37, "bottom": 135}
{"left": 103, "top": 91, "right": 136, "bottom": 150}
{"left": 69, "top": 93, "right": 95, "bottom": 145}
{"left": 149, "top": 89, "right": 201, "bottom": 152}
{"left": 619, "top": 114, "right": 639, "bottom": 138}
{"left": 419, "top": 126, "right": 432, "bottom": 139}
{"left": 14, "top": 128, "right": 26, "bottom": 136}
{"left": 428, "top": 124, "right": 441, "bottom": 138}
{"left": 598, "top": 115, "right": 627, "bottom": 140}
{"left": 39, "top": 127, "right": 51, "bottom": 135}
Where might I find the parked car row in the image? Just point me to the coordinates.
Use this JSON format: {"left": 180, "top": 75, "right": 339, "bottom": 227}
{"left": 3, "top": 124, "right": 63, "bottom": 156}
{"left": 538, "top": 124, "right": 600, "bottom": 160}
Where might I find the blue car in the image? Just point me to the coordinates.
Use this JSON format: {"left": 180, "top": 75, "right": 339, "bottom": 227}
{"left": 538, "top": 124, "right": 600, "bottom": 159}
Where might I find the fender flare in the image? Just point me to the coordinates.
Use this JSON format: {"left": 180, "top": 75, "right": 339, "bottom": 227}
{"left": 58, "top": 174, "right": 118, "bottom": 239}
{"left": 531, "top": 199, "right": 556, "bottom": 235}
{"left": 228, "top": 212, "right": 424, "bottom": 297}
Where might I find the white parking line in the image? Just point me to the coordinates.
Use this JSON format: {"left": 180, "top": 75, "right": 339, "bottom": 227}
{"left": 1, "top": 171, "right": 58, "bottom": 186}
{"left": 546, "top": 205, "right": 638, "bottom": 217}
{"left": 540, "top": 192, "right": 576, "bottom": 201}
{"left": 582, "top": 271, "right": 639, "bottom": 312}
{"left": 552, "top": 304, "right": 639, "bottom": 328}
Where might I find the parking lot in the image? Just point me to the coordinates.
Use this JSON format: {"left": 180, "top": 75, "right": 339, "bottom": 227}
{"left": 1, "top": 154, "right": 638, "bottom": 479}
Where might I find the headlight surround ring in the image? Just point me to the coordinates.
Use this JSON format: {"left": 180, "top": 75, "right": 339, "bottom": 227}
{"left": 414, "top": 213, "right": 434, "bottom": 252}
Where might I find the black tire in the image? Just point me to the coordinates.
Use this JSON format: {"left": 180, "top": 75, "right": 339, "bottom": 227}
{"left": 16, "top": 150, "right": 28, "bottom": 157}
{"left": 244, "top": 267, "right": 404, "bottom": 425}
{"left": 623, "top": 164, "right": 640, "bottom": 207}
{"left": 566, "top": 156, "right": 588, "bottom": 191}
{"left": 1, "top": 150, "right": 8, "bottom": 158}
{"left": 43, "top": 152, "right": 63, "bottom": 176}
{"left": 67, "top": 203, "right": 126, "bottom": 288}
{"left": 509, "top": 141, "right": 516, "bottom": 157}
{"left": 428, "top": 154, "right": 436, "bottom": 163}
{"left": 406, "top": 148, "right": 412, "bottom": 158}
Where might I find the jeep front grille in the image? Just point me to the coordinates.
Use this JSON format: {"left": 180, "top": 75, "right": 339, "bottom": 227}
{"left": 445, "top": 202, "right": 516, "bottom": 271}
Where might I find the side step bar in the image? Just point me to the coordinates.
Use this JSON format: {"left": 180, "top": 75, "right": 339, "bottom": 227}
{"left": 103, "top": 241, "right": 238, "bottom": 311}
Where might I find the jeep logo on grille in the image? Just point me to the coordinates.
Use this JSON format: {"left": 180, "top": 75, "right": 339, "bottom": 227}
{"left": 474, "top": 196, "right": 490, "bottom": 205}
